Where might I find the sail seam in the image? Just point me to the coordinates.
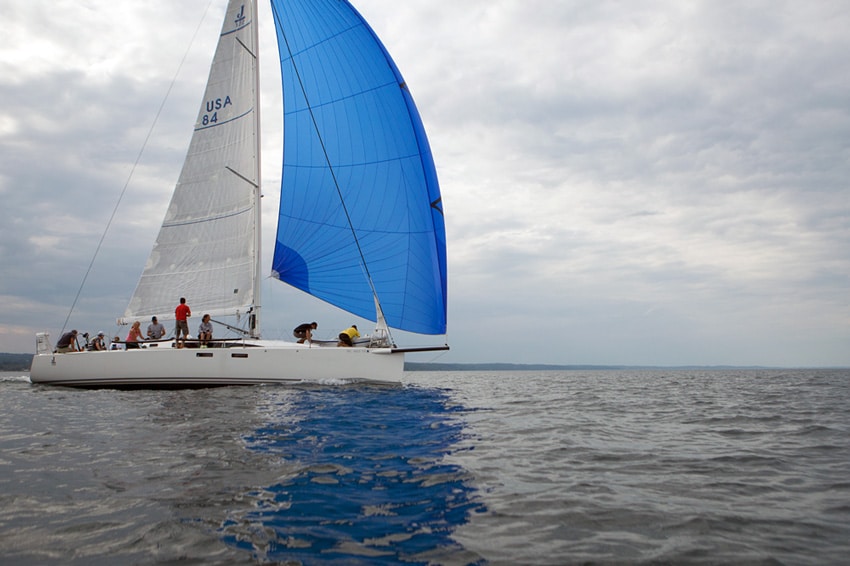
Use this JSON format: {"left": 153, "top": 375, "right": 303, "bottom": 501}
{"left": 283, "top": 80, "right": 397, "bottom": 115}
{"left": 277, "top": 214, "right": 433, "bottom": 236}
{"left": 195, "top": 108, "right": 253, "bottom": 131}
{"left": 162, "top": 205, "right": 252, "bottom": 228}
{"left": 284, "top": 154, "right": 420, "bottom": 169}
{"left": 283, "top": 22, "right": 361, "bottom": 61}
{"left": 140, "top": 261, "right": 252, "bottom": 277}
{"left": 221, "top": 20, "right": 252, "bottom": 37}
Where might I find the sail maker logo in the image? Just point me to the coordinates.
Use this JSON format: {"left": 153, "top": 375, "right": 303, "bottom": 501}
{"left": 235, "top": 5, "right": 246, "bottom": 27}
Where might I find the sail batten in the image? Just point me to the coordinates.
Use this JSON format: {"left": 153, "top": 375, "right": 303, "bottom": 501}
{"left": 270, "top": 0, "right": 448, "bottom": 335}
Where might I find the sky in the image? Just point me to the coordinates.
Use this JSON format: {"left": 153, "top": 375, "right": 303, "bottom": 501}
{"left": 1, "top": 0, "right": 848, "bottom": 367}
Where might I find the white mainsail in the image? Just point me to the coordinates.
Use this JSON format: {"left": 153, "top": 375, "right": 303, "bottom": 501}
{"left": 122, "top": 1, "right": 261, "bottom": 332}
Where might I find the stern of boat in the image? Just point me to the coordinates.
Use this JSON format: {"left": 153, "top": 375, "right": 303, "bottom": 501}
{"left": 36, "top": 332, "right": 52, "bottom": 355}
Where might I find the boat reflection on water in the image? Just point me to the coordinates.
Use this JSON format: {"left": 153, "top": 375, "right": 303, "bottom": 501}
{"left": 219, "top": 385, "right": 486, "bottom": 563}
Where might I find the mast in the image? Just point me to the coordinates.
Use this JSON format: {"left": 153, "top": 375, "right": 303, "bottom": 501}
{"left": 250, "top": 0, "right": 262, "bottom": 338}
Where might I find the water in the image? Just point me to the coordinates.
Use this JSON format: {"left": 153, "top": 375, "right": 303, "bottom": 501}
{"left": 1, "top": 369, "right": 848, "bottom": 565}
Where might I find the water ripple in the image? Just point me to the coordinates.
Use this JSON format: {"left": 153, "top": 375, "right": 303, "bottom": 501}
{"left": 1, "top": 369, "right": 849, "bottom": 564}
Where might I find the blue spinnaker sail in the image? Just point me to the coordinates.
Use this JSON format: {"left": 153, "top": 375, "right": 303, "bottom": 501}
{"left": 269, "top": 0, "right": 447, "bottom": 335}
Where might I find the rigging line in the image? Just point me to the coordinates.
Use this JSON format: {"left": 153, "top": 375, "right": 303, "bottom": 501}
{"left": 271, "top": 5, "right": 382, "bottom": 304}
{"left": 59, "top": 0, "right": 217, "bottom": 336}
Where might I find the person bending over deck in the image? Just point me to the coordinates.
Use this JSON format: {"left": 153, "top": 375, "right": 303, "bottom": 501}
{"left": 293, "top": 322, "right": 318, "bottom": 344}
{"left": 56, "top": 330, "right": 81, "bottom": 353}
{"left": 337, "top": 325, "right": 360, "bottom": 347}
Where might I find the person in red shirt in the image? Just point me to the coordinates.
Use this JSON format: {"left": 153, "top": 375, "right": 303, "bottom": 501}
{"left": 175, "top": 297, "right": 191, "bottom": 347}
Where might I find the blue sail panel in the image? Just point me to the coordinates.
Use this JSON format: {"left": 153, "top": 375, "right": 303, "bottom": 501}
{"left": 270, "top": 0, "right": 447, "bottom": 335}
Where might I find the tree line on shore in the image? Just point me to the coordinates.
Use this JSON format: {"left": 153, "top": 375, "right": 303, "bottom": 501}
{"left": 0, "top": 353, "right": 34, "bottom": 371}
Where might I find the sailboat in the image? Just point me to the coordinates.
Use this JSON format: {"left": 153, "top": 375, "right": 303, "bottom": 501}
{"left": 30, "top": 0, "right": 448, "bottom": 386}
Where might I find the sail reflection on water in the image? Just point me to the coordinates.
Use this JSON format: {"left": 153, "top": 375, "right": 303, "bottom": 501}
{"left": 220, "top": 386, "right": 486, "bottom": 563}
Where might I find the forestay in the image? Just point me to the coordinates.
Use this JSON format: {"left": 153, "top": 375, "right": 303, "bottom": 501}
{"left": 270, "top": 0, "right": 448, "bottom": 336}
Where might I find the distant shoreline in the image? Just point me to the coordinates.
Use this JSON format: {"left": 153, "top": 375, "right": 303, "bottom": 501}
{"left": 0, "top": 353, "right": 35, "bottom": 371}
{"left": 402, "top": 362, "right": 848, "bottom": 372}
{"left": 1, "top": 353, "right": 844, "bottom": 373}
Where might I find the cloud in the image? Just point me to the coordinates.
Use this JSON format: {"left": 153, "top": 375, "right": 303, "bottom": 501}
{"left": 397, "top": 0, "right": 850, "bottom": 365}
{"left": 1, "top": 0, "right": 848, "bottom": 366}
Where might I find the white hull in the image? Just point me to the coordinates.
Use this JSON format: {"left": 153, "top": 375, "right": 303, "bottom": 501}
{"left": 30, "top": 341, "right": 405, "bottom": 387}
